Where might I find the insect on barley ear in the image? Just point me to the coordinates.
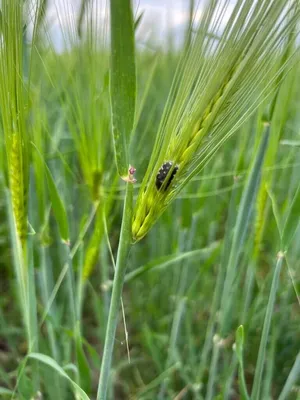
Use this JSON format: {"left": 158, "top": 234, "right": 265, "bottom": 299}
{"left": 155, "top": 161, "right": 179, "bottom": 191}
{"left": 132, "top": 0, "right": 299, "bottom": 244}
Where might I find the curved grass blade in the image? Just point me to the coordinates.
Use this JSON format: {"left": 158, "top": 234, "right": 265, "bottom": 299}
{"left": 31, "top": 143, "right": 69, "bottom": 242}
{"left": 27, "top": 353, "right": 90, "bottom": 400}
{"left": 124, "top": 241, "right": 220, "bottom": 283}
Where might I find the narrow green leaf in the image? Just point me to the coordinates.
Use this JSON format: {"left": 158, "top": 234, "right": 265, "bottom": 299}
{"left": 76, "top": 334, "right": 92, "bottom": 394}
{"left": 278, "top": 353, "right": 300, "bottom": 400}
{"left": 220, "top": 126, "right": 270, "bottom": 334}
{"left": 44, "top": 164, "right": 69, "bottom": 242}
{"left": 110, "top": 0, "right": 136, "bottom": 178}
{"left": 266, "top": 185, "right": 283, "bottom": 239}
{"left": 235, "top": 325, "right": 250, "bottom": 400}
{"left": 282, "top": 181, "right": 300, "bottom": 250}
{"left": 97, "top": 183, "right": 133, "bottom": 399}
{"left": 27, "top": 353, "right": 90, "bottom": 400}
{"left": 31, "top": 144, "right": 69, "bottom": 242}
{"left": 124, "top": 241, "right": 220, "bottom": 283}
{"left": 251, "top": 254, "right": 284, "bottom": 400}
{"left": 134, "top": 10, "right": 144, "bottom": 31}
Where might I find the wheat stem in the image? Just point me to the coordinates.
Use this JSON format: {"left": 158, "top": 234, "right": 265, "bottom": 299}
{"left": 97, "top": 182, "right": 133, "bottom": 400}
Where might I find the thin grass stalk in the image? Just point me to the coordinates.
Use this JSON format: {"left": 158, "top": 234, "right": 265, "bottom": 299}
{"left": 219, "top": 127, "right": 270, "bottom": 335}
{"left": 254, "top": 76, "right": 296, "bottom": 261}
{"left": 160, "top": 216, "right": 199, "bottom": 397}
{"left": 251, "top": 252, "right": 284, "bottom": 399}
{"left": 5, "top": 189, "right": 28, "bottom": 334}
{"left": 223, "top": 355, "right": 243, "bottom": 400}
{"left": 39, "top": 247, "right": 62, "bottom": 392}
{"left": 97, "top": 182, "right": 133, "bottom": 400}
{"left": 196, "top": 179, "right": 239, "bottom": 386}
{"left": 77, "top": 0, "right": 90, "bottom": 39}
{"left": 76, "top": 244, "right": 85, "bottom": 328}
{"left": 100, "top": 241, "right": 110, "bottom": 318}
{"left": 40, "top": 202, "right": 98, "bottom": 326}
{"left": 223, "top": 263, "right": 256, "bottom": 399}
{"left": 278, "top": 353, "right": 300, "bottom": 400}
{"left": 185, "top": 0, "right": 195, "bottom": 48}
{"left": 262, "top": 326, "right": 278, "bottom": 399}
{"left": 26, "top": 236, "right": 40, "bottom": 391}
{"left": 65, "top": 245, "right": 77, "bottom": 331}
{"left": 205, "top": 344, "right": 221, "bottom": 400}
{"left": 205, "top": 127, "right": 270, "bottom": 397}
{"left": 234, "top": 326, "right": 250, "bottom": 400}
{"left": 6, "top": 188, "right": 40, "bottom": 394}
{"left": 83, "top": 207, "right": 104, "bottom": 280}
{"left": 159, "top": 227, "right": 191, "bottom": 397}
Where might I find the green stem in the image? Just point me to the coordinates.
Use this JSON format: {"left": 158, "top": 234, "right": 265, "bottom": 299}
{"left": 97, "top": 182, "right": 133, "bottom": 400}
{"left": 251, "top": 253, "right": 284, "bottom": 400}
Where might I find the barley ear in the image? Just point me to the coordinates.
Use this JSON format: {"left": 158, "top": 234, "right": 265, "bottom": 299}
{"left": 9, "top": 134, "right": 28, "bottom": 247}
{"left": 132, "top": 0, "right": 299, "bottom": 242}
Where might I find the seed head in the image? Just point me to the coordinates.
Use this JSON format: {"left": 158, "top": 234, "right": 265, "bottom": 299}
{"left": 9, "top": 134, "right": 27, "bottom": 246}
{"left": 131, "top": 0, "right": 299, "bottom": 242}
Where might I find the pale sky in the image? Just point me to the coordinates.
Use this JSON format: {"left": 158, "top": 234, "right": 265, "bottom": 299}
{"left": 43, "top": 0, "right": 194, "bottom": 50}
{"left": 41, "top": 0, "right": 236, "bottom": 51}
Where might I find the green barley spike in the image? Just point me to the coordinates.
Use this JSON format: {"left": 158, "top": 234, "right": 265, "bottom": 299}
{"left": 132, "top": 65, "right": 240, "bottom": 242}
{"left": 9, "top": 134, "right": 27, "bottom": 247}
{"left": 132, "top": 0, "right": 299, "bottom": 243}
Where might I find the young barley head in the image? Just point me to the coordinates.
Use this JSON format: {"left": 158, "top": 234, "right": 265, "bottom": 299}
{"left": 9, "top": 134, "right": 28, "bottom": 246}
{"left": 0, "top": 1, "right": 29, "bottom": 247}
{"left": 132, "top": 0, "right": 299, "bottom": 242}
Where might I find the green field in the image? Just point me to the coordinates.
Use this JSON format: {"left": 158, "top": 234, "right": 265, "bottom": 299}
{"left": 0, "top": 0, "right": 300, "bottom": 399}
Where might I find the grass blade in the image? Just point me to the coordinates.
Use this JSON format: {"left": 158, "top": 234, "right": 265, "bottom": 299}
{"left": 251, "top": 253, "right": 284, "bottom": 400}
{"left": 235, "top": 325, "right": 250, "bottom": 400}
{"left": 278, "top": 353, "right": 300, "bottom": 400}
{"left": 27, "top": 353, "right": 90, "bottom": 400}
{"left": 32, "top": 144, "right": 69, "bottom": 242}
{"left": 282, "top": 181, "right": 300, "bottom": 251}
{"left": 96, "top": 183, "right": 133, "bottom": 400}
{"left": 110, "top": 0, "right": 136, "bottom": 178}
{"left": 124, "top": 241, "right": 220, "bottom": 283}
{"left": 206, "top": 125, "right": 270, "bottom": 399}
{"left": 220, "top": 124, "right": 270, "bottom": 334}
